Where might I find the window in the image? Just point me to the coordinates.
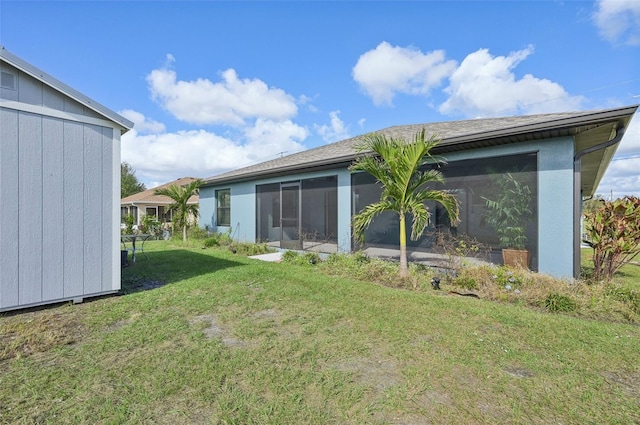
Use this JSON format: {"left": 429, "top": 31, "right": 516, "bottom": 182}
{"left": 216, "top": 189, "right": 231, "bottom": 226}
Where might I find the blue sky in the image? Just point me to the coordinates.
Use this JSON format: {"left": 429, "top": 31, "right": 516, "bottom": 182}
{"left": 1, "top": 0, "right": 639, "bottom": 197}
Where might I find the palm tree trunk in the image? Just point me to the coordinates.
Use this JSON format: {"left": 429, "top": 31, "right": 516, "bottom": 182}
{"left": 183, "top": 225, "right": 187, "bottom": 242}
{"left": 399, "top": 214, "right": 408, "bottom": 277}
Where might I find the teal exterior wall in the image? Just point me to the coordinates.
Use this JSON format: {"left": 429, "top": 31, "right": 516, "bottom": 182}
{"left": 200, "top": 168, "right": 353, "bottom": 252}
{"left": 200, "top": 135, "right": 576, "bottom": 278}
{"left": 441, "top": 136, "right": 575, "bottom": 278}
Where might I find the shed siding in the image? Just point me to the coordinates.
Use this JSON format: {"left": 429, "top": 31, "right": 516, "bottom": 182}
{"left": 63, "top": 120, "right": 85, "bottom": 298}
{"left": 83, "top": 124, "right": 103, "bottom": 295}
{"left": 18, "top": 112, "right": 43, "bottom": 305}
{"left": 43, "top": 84, "right": 65, "bottom": 111}
{"left": 18, "top": 69, "right": 43, "bottom": 106}
{"left": 0, "top": 51, "right": 127, "bottom": 312}
{"left": 101, "top": 127, "right": 114, "bottom": 292}
{"left": 0, "top": 108, "right": 119, "bottom": 310}
{"left": 42, "top": 116, "right": 65, "bottom": 301}
{"left": 3, "top": 64, "right": 97, "bottom": 121}
{"left": 0, "top": 108, "right": 20, "bottom": 309}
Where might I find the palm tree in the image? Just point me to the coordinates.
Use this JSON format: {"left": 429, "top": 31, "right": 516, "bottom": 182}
{"left": 350, "top": 130, "right": 459, "bottom": 278}
{"left": 155, "top": 179, "right": 203, "bottom": 242}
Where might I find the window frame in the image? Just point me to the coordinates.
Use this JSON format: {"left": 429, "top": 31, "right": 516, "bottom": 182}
{"left": 216, "top": 189, "right": 231, "bottom": 227}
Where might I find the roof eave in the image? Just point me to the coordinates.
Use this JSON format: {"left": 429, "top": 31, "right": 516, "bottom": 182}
{"left": 202, "top": 105, "right": 639, "bottom": 187}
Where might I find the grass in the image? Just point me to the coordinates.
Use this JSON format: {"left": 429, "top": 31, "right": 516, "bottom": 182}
{"left": 1, "top": 240, "right": 639, "bottom": 424}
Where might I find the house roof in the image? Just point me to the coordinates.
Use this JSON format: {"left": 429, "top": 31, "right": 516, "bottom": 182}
{"left": 121, "top": 177, "right": 200, "bottom": 206}
{"left": 0, "top": 46, "right": 133, "bottom": 133}
{"left": 202, "top": 105, "right": 638, "bottom": 197}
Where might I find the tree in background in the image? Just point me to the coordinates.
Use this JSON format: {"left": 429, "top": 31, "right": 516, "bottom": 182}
{"left": 583, "top": 196, "right": 640, "bottom": 281}
{"left": 350, "top": 130, "right": 459, "bottom": 280}
{"left": 121, "top": 162, "right": 146, "bottom": 198}
{"left": 155, "top": 179, "right": 203, "bottom": 242}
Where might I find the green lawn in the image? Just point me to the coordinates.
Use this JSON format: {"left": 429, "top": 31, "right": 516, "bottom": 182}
{"left": 1, "top": 241, "right": 639, "bottom": 424}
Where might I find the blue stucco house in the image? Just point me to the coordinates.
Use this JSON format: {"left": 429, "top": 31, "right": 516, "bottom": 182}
{"left": 200, "top": 106, "right": 638, "bottom": 279}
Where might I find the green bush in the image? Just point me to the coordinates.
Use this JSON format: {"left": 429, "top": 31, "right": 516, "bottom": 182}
{"left": 583, "top": 196, "right": 640, "bottom": 281}
{"left": 454, "top": 275, "right": 478, "bottom": 290}
{"left": 203, "top": 237, "right": 219, "bottom": 247}
{"left": 302, "top": 252, "right": 321, "bottom": 265}
{"left": 605, "top": 286, "right": 640, "bottom": 314}
{"left": 544, "top": 293, "right": 576, "bottom": 313}
{"left": 282, "top": 250, "right": 300, "bottom": 263}
{"left": 281, "top": 250, "right": 321, "bottom": 266}
{"left": 228, "top": 242, "right": 271, "bottom": 256}
{"left": 187, "top": 226, "right": 210, "bottom": 240}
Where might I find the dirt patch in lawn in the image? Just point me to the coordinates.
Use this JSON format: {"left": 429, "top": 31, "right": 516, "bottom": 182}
{"left": 0, "top": 309, "right": 84, "bottom": 361}
{"left": 602, "top": 371, "right": 640, "bottom": 398}
{"left": 322, "top": 348, "right": 402, "bottom": 394}
{"left": 190, "top": 314, "right": 248, "bottom": 348}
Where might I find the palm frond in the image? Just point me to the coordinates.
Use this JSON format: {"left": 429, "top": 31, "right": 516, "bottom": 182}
{"left": 352, "top": 200, "right": 396, "bottom": 243}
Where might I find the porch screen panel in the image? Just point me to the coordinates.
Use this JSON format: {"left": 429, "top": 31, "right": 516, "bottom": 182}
{"left": 351, "top": 152, "right": 538, "bottom": 269}
{"left": 351, "top": 172, "right": 401, "bottom": 247}
{"left": 436, "top": 152, "right": 538, "bottom": 269}
{"left": 301, "top": 176, "right": 338, "bottom": 242}
{"left": 256, "top": 183, "right": 280, "bottom": 242}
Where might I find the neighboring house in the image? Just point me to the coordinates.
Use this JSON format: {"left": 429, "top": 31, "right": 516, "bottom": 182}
{"left": 200, "top": 105, "right": 638, "bottom": 279}
{"left": 120, "top": 177, "right": 200, "bottom": 228}
{"left": 0, "top": 47, "right": 133, "bottom": 312}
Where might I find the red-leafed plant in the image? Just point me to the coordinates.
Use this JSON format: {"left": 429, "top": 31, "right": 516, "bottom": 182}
{"left": 583, "top": 196, "right": 640, "bottom": 281}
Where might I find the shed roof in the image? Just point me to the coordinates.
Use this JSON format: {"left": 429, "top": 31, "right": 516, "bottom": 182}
{"left": 0, "top": 46, "right": 133, "bottom": 133}
{"left": 121, "top": 177, "right": 199, "bottom": 206}
{"left": 202, "top": 105, "right": 638, "bottom": 197}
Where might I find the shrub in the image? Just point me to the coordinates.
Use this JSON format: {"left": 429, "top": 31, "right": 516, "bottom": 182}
{"left": 281, "top": 250, "right": 322, "bottom": 266}
{"left": 302, "top": 252, "right": 321, "bottom": 265}
{"left": 187, "top": 226, "right": 210, "bottom": 240}
{"left": 543, "top": 293, "right": 576, "bottom": 313}
{"left": 605, "top": 285, "right": 640, "bottom": 314}
{"left": 583, "top": 196, "right": 640, "bottom": 281}
{"left": 122, "top": 214, "right": 135, "bottom": 235}
{"left": 203, "top": 237, "right": 219, "bottom": 247}
{"left": 282, "top": 250, "right": 300, "bottom": 263}
{"left": 454, "top": 275, "right": 478, "bottom": 290}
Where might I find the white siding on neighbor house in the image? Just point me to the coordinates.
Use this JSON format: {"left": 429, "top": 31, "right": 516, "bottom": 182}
{"left": 0, "top": 63, "right": 123, "bottom": 311}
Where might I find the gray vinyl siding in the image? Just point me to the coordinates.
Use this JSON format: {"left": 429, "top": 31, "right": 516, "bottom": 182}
{"left": 0, "top": 108, "right": 20, "bottom": 308}
{"left": 0, "top": 48, "right": 131, "bottom": 311}
{"left": 0, "top": 109, "right": 119, "bottom": 311}
{"left": 101, "top": 127, "right": 114, "bottom": 292}
{"left": 18, "top": 112, "right": 43, "bottom": 305}
{"left": 42, "top": 116, "right": 65, "bottom": 301}
{"left": 1, "top": 62, "right": 102, "bottom": 119}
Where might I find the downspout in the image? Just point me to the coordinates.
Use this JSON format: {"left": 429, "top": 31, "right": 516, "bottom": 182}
{"left": 573, "top": 124, "right": 625, "bottom": 278}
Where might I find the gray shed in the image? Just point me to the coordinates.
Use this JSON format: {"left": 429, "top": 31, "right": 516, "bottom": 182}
{"left": 0, "top": 47, "right": 133, "bottom": 312}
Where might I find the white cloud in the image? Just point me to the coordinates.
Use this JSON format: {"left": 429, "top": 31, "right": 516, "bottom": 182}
{"left": 147, "top": 66, "right": 298, "bottom": 126}
{"left": 119, "top": 109, "right": 166, "bottom": 134}
{"left": 352, "top": 41, "right": 457, "bottom": 106}
{"left": 593, "top": 0, "right": 640, "bottom": 46}
{"left": 243, "top": 118, "right": 308, "bottom": 161}
{"left": 596, "top": 112, "right": 640, "bottom": 198}
{"left": 439, "top": 46, "right": 584, "bottom": 117}
{"left": 121, "top": 113, "right": 307, "bottom": 187}
{"left": 315, "top": 110, "right": 350, "bottom": 143}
